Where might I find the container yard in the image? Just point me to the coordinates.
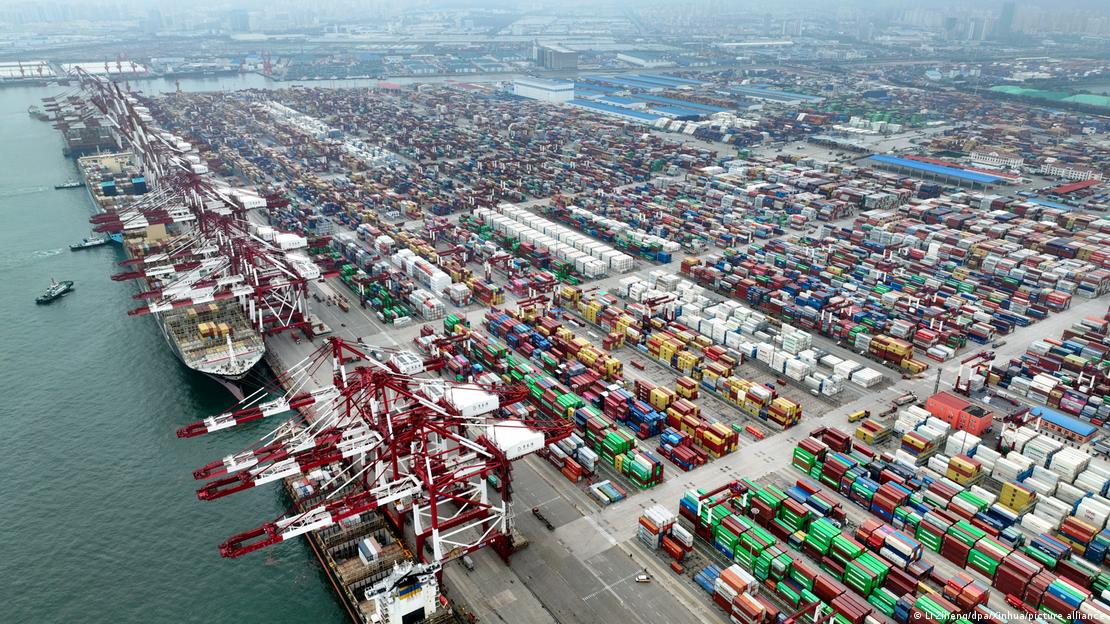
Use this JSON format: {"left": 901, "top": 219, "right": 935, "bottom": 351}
{"left": 28, "top": 23, "right": 1110, "bottom": 624}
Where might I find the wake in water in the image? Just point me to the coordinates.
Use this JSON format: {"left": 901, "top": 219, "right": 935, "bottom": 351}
{"left": 0, "top": 185, "right": 49, "bottom": 199}
{"left": 0, "top": 247, "right": 64, "bottom": 271}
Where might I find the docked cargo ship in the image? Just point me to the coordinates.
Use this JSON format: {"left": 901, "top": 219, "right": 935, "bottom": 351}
{"left": 77, "top": 152, "right": 265, "bottom": 382}
{"left": 156, "top": 294, "right": 266, "bottom": 381}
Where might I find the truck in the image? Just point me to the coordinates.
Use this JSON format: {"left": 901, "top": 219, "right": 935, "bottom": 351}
{"left": 893, "top": 392, "right": 918, "bottom": 406}
{"left": 848, "top": 409, "right": 871, "bottom": 423}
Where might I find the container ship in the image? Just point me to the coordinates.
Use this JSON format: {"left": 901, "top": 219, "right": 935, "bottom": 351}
{"left": 77, "top": 152, "right": 265, "bottom": 383}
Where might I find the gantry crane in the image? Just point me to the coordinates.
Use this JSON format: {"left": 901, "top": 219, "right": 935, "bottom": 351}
{"left": 954, "top": 350, "right": 994, "bottom": 396}
{"left": 73, "top": 68, "right": 312, "bottom": 337}
{"left": 181, "top": 338, "right": 574, "bottom": 609}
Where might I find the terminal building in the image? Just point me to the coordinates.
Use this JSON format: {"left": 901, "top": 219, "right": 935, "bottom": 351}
{"left": 970, "top": 149, "right": 1024, "bottom": 169}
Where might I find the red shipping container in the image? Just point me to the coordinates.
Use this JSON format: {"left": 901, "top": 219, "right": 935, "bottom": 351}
{"left": 940, "top": 535, "right": 971, "bottom": 567}
{"left": 883, "top": 567, "right": 917, "bottom": 597}
{"left": 1055, "top": 558, "right": 1096, "bottom": 588}
{"left": 813, "top": 573, "right": 847, "bottom": 603}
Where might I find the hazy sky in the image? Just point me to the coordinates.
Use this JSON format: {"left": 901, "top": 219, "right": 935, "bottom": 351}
{"left": 1, "top": 0, "right": 1108, "bottom": 8}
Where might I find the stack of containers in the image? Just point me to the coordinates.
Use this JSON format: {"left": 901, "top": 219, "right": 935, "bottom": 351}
{"left": 713, "top": 565, "right": 756, "bottom": 614}
{"left": 781, "top": 425, "right": 1110, "bottom": 615}
{"left": 694, "top": 563, "right": 722, "bottom": 594}
{"left": 488, "top": 204, "right": 634, "bottom": 274}
{"left": 637, "top": 504, "right": 676, "bottom": 549}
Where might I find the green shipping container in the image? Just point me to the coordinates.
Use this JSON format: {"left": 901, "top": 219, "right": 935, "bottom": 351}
{"left": 915, "top": 526, "right": 942, "bottom": 552}
{"left": 966, "top": 550, "right": 1000, "bottom": 577}
{"left": 914, "top": 596, "right": 951, "bottom": 621}
{"left": 776, "top": 581, "right": 801, "bottom": 605}
{"left": 734, "top": 547, "right": 755, "bottom": 570}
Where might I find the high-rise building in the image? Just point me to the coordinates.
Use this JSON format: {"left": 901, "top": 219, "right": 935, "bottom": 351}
{"left": 229, "top": 9, "right": 250, "bottom": 32}
{"left": 997, "top": 1, "right": 1016, "bottom": 39}
{"left": 145, "top": 9, "right": 163, "bottom": 34}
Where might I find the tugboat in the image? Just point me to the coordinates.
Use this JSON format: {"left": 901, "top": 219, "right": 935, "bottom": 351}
{"left": 70, "top": 237, "right": 111, "bottom": 250}
{"left": 36, "top": 279, "right": 75, "bottom": 304}
{"left": 27, "top": 105, "right": 49, "bottom": 121}
{"left": 54, "top": 180, "right": 85, "bottom": 190}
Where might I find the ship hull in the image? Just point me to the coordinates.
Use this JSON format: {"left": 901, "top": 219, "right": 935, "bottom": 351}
{"left": 76, "top": 152, "right": 265, "bottom": 387}
{"left": 153, "top": 310, "right": 264, "bottom": 382}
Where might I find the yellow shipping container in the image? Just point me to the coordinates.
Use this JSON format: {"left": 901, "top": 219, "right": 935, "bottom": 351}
{"left": 650, "top": 387, "right": 675, "bottom": 411}
{"left": 604, "top": 358, "right": 622, "bottom": 379}
{"left": 676, "top": 377, "right": 698, "bottom": 399}
{"left": 676, "top": 352, "right": 699, "bottom": 373}
{"left": 901, "top": 434, "right": 927, "bottom": 451}
{"left": 997, "top": 482, "right": 1036, "bottom": 512}
{"left": 771, "top": 397, "right": 800, "bottom": 416}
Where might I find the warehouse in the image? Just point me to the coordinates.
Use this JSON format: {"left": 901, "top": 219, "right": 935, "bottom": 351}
{"left": 866, "top": 154, "right": 1006, "bottom": 189}
{"left": 634, "top": 94, "right": 729, "bottom": 114}
{"left": 1031, "top": 407, "right": 1100, "bottom": 446}
{"left": 583, "top": 75, "right": 667, "bottom": 91}
{"left": 730, "top": 86, "right": 824, "bottom": 105}
{"left": 513, "top": 78, "right": 574, "bottom": 103}
{"left": 1048, "top": 179, "right": 1100, "bottom": 195}
{"left": 565, "top": 99, "right": 663, "bottom": 124}
{"left": 634, "top": 73, "right": 704, "bottom": 87}
{"left": 648, "top": 105, "right": 709, "bottom": 120}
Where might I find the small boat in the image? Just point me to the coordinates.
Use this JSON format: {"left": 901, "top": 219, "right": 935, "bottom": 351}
{"left": 36, "top": 279, "right": 75, "bottom": 304}
{"left": 28, "top": 105, "right": 49, "bottom": 121}
{"left": 70, "top": 237, "right": 111, "bottom": 250}
{"left": 54, "top": 180, "right": 85, "bottom": 189}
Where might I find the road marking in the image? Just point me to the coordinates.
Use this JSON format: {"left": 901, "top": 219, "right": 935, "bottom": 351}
{"left": 581, "top": 570, "right": 641, "bottom": 601}
{"left": 530, "top": 495, "right": 561, "bottom": 509}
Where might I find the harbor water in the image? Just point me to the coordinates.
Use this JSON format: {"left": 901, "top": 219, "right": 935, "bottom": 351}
{"left": 0, "top": 76, "right": 347, "bottom": 623}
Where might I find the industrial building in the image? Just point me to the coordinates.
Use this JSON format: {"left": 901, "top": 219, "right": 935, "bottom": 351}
{"left": 565, "top": 98, "right": 662, "bottom": 124}
{"left": 730, "top": 85, "right": 824, "bottom": 105}
{"left": 533, "top": 43, "right": 578, "bottom": 70}
{"left": 1038, "top": 162, "right": 1104, "bottom": 182}
{"left": 924, "top": 392, "right": 994, "bottom": 437}
{"left": 866, "top": 154, "right": 1007, "bottom": 188}
{"left": 1031, "top": 407, "right": 1100, "bottom": 446}
{"left": 617, "top": 52, "right": 675, "bottom": 68}
{"left": 512, "top": 78, "right": 574, "bottom": 103}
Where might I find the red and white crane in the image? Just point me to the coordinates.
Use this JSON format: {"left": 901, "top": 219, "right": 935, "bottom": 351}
{"left": 954, "top": 350, "right": 994, "bottom": 396}
{"left": 72, "top": 68, "right": 312, "bottom": 337}
{"left": 184, "top": 337, "right": 574, "bottom": 568}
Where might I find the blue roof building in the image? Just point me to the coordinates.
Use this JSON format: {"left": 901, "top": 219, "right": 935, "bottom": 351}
{"left": 867, "top": 154, "right": 1006, "bottom": 187}
{"left": 635, "top": 73, "right": 703, "bottom": 86}
{"left": 647, "top": 105, "right": 705, "bottom": 119}
{"left": 633, "top": 94, "right": 726, "bottom": 113}
{"left": 1031, "top": 406, "right": 1099, "bottom": 443}
{"left": 566, "top": 99, "right": 662, "bottom": 123}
